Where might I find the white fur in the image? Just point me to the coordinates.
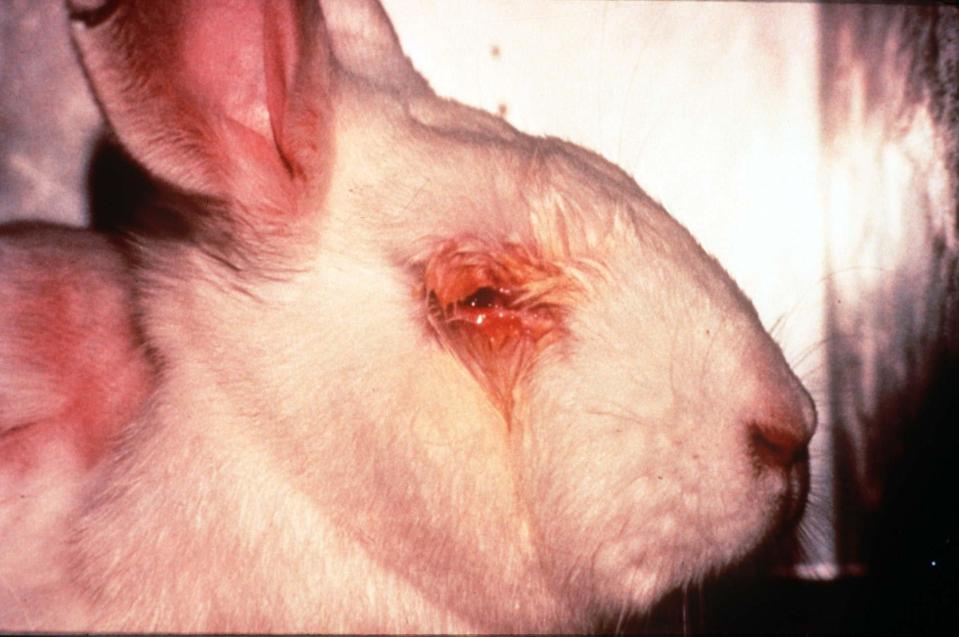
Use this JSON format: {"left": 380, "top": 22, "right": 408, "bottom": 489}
{"left": 0, "top": 0, "right": 816, "bottom": 632}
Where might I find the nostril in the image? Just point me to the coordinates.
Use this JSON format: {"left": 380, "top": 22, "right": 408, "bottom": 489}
{"left": 749, "top": 421, "right": 808, "bottom": 469}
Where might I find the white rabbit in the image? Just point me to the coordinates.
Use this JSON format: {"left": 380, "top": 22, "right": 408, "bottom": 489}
{"left": 0, "top": 0, "right": 816, "bottom": 632}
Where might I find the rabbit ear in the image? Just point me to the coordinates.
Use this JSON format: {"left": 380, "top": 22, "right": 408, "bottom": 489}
{"left": 320, "top": 0, "right": 428, "bottom": 93}
{"left": 67, "top": 0, "right": 331, "bottom": 214}
{"left": 0, "top": 227, "right": 153, "bottom": 472}
{"left": 423, "top": 239, "right": 578, "bottom": 421}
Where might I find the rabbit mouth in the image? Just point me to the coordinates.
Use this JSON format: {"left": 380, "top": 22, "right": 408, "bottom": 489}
{"left": 780, "top": 453, "right": 811, "bottom": 531}
{"left": 752, "top": 452, "right": 811, "bottom": 558}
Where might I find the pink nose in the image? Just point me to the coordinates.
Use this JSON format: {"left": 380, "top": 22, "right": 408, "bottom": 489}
{"left": 746, "top": 368, "right": 816, "bottom": 469}
{"left": 750, "top": 420, "right": 810, "bottom": 468}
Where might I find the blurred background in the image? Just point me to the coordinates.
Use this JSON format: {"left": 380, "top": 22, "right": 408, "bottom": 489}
{"left": 2, "top": 1, "right": 956, "bottom": 633}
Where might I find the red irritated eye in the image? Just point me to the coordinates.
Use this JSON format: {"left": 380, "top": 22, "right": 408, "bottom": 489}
{"left": 449, "top": 287, "right": 525, "bottom": 340}
{"left": 421, "top": 240, "right": 574, "bottom": 418}
{"left": 461, "top": 286, "right": 505, "bottom": 310}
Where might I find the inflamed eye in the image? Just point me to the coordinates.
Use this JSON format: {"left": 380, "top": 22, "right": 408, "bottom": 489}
{"left": 448, "top": 287, "right": 524, "bottom": 337}
{"left": 461, "top": 286, "right": 507, "bottom": 310}
{"left": 454, "top": 286, "right": 520, "bottom": 327}
{"left": 422, "top": 240, "right": 572, "bottom": 349}
{"left": 421, "top": 242, "right": 574, "bottom": 416}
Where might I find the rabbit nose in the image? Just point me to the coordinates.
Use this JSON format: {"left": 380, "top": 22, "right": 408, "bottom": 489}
{"left": 750, "top": 420, "right": 809, "bottom": 468}
{"left": 748, "top": 381, "right": 816, "bottom": 470}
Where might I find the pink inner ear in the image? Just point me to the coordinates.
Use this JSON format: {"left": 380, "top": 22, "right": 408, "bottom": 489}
{"left": 173, "top": 0, "right": 328, "bottom": 199}
{"left": 263, "top": 0, "right": 299, "bottom": 166}
{"left": 72, "top": 0, "right": 333, "bottom": 214}
{"left": 179, "top": 0, "right": 301, "bottom": 148}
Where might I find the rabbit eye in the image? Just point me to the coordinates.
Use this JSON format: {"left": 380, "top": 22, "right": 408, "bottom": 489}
{"left": 451, "top": 287, "right": 519, "bottom": 330}
{"left": 460, "top": 287, "right": 508, "bottom": 310}
{"left": 421, "top": 242, "right": 574, "bottom": 415}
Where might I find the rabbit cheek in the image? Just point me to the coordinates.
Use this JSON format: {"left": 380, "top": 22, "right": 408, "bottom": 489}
{"left": 429, "top": 296, "right": 534, "bottom": 418}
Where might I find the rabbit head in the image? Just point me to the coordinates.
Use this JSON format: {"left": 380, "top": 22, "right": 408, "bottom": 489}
{"left": 56, "top": 0, "right": 817, "bottom": 631}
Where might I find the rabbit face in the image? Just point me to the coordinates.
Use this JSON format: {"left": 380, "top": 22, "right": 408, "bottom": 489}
{"left": 0, "top": 0, "right": 818, "bottom": 631}
{"left": 131, "top": 82, "right": 813, "bottom": 624}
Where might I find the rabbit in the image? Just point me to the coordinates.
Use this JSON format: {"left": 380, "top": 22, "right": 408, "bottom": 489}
{"left": 0, "top": 0, "right": 816, "bottom": 632}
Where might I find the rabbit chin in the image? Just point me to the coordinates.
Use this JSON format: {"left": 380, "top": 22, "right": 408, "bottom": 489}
{"left": 596, "top": 475, "right": 781, "bottom": 600}
{"left": 520, "top": 449, "right": 787, "bottom": 619}
{"left": 519, "top": 419, "right": 785, "bottom": 617}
